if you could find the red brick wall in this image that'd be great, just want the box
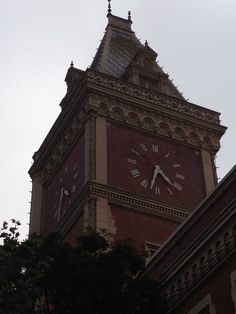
[107,123,205,210]
[42,134,85,235]
[173,255,236,314]
[111,204,179,253]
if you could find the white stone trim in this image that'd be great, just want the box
[188,293,216,314]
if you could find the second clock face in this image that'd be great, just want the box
[126,142,185,198]
[108,123,205,209]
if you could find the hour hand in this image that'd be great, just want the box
[150,165,160,190]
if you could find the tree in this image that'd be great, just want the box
[0,220,166,313]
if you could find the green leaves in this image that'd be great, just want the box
[0,221,166,313]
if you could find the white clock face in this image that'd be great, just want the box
[127,142,185,198]
[53,162,79,222]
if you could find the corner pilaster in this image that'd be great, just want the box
[29,175,43,234]
[201,149,216,194]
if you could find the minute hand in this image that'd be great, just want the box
[159,169,172,185]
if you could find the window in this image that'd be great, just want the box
[144,241,160,262]
[188,294,215,314]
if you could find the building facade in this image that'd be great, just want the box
[146,166,236,313]
[28,6,236,313]
[29,9,225,255]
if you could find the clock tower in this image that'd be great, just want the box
[29,8,226,253]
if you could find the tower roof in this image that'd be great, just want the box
[91,13,141,78]
[91,11,185,100]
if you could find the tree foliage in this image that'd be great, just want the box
[0,220,166,313]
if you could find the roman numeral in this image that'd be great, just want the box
[127,158,137,164]
[140,179,149,189]
[173,164,181,168]
[165,153,170,158]
[167,188,173,195]
[155,186,160,195]
[173,182,183,191]
[131,149,140,156]
[176,174,185,180]
[140,144,148,151]
[130,169,140,178]
[152,144,158,153]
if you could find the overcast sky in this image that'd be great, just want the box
[0,0,235,238]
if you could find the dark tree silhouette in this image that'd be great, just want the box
[0,220,166,313]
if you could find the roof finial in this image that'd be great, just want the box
[70,61,74,67]
[108,0,112,15]
[145,40,148,47]
[128,10,131,21]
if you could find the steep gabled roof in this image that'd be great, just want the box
[91,12,185,100]
[91,14,141,78]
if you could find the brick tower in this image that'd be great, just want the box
[29,8,226,254]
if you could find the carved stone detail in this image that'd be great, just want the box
[39,107,87,183]
[87,70,221,125]
[93,96,221,152]
[164,221,236,311]
[89,183,190,222]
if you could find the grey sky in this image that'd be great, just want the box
[0,0,235,238]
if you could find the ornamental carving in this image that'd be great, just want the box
[40,107,87,183]
[95,97,221,152]
[89,183,189,222]
[87,70,220,125]
[164,221,236,311]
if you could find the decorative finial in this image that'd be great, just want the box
[145,40,148,47]
[108,0,112,15]
[70,61,74,67]
[128,10,131,21]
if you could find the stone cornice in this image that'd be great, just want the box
[55,181,190,237]
[89,93,223,153]
[163,204,236,312]
[89,182,190,222]
[85,70,224,128]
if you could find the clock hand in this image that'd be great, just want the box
[158,168,172,185]
[150,165,160,190]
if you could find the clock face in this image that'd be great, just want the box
[52,162,79,222]
[108,123,205,209]
[43,135,85,234]
[126,142,185,198]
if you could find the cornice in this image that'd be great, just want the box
[90,182,190,222]
[162,205,236,312]
[86,70,225,129]
[89,92,223,153]
[54,181,190,237]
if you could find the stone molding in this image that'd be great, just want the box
[34,107,88,184]
[89,182,189,222]
[160,204,236,312]
[54,181,190,237]
[94,95,222,153]
[86,70,222,126]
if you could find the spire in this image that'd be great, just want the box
[128,10,131,21]
[107,0,112,16]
